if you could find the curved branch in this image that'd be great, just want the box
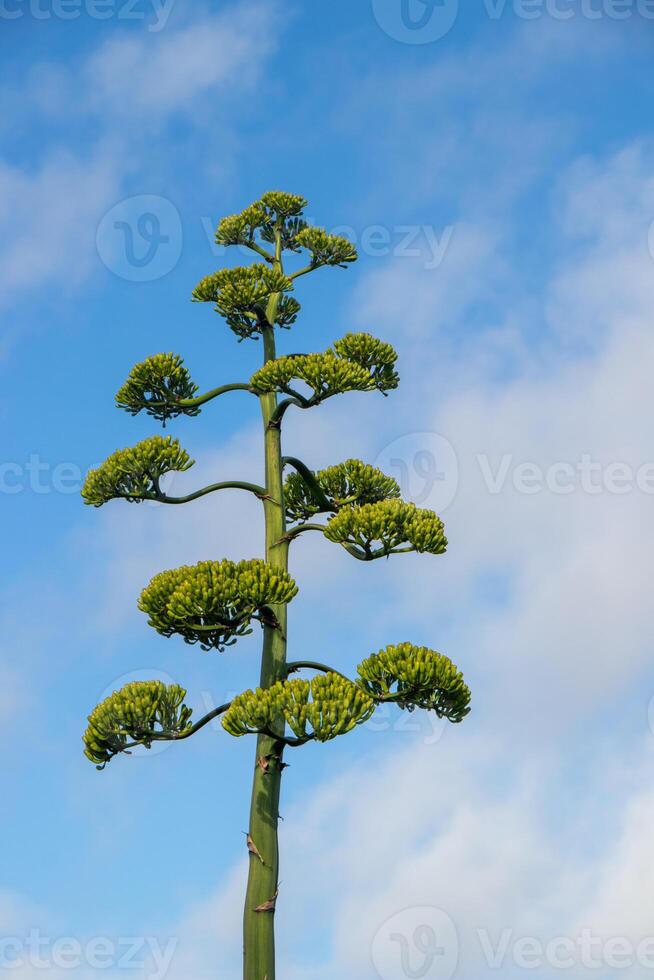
[245,240,275,264]
[289,263,318,281]
[272,523,326,547]
[123,701,232,750]
[261,728,316,748]
[147,382,254,414]
[282,457,333,512]
[269,396,312,428]
[118,481,271,506]
[286,661,351,683]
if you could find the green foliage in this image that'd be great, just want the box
[222,673,375,742]
[83,681,192,768]
[138,559,298,651]
[115,353,200,424]
[192,264,294,340]
[294,227,358,268]
[216,204,269,247]
[82,436,194,507]
[333,332,399,392]
[284,459,400,523]
[324,499,447,559]
[357,643,471,722]
[260,190,308,219]
[250,333,399,402]
[197,192,360,347]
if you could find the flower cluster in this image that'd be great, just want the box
[357,643,471,722]
[284,459,400,523]
[192,265,294,340]
[294,227,358,268]
[115,353,200,424]
[138,559,298,651]
[216,193,309,253]
[83,681,193,768]
[82,436,193,507]
[324,499,447,559]
[250,333,399,402]
[333,332,399,392]
[222,673,375,742]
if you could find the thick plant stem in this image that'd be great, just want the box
[243,317,288,980]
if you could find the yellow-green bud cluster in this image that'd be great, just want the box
[333,332,399,392]
[295,227,358,268]
[222,673,375,742]
[357,643,471,722]
[324,499,447,558]
[215,193,308,252]
[284,459,400,523]
[216,204,269,247]
[115,353,200,424]
[83,680,192,767]
[250,333,399,402]
[259,191,308,219]
[81,436,193,508]
[192,264,294,340]
[139,559,298,651]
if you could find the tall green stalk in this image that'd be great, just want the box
[243,275,288,979]
[81,191,472,980]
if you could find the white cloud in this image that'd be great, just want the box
[0,148,122,303]
[82,1,279,121]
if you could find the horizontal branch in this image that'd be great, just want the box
[118,480,271,506]
[146,382,254,414]
[123,701,232,751]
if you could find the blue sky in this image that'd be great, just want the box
[3,3,654,978]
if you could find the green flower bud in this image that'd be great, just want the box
[259,191,308,218]
[324,499,447,559]
[138,559,298,652]
[250,332,398,402]
[284,459,401,523]
[81,436,194,508]
[222,674,375,742]
[192,265,294,340]
[295,227,358,268]
[83,680,193,768]
[333,332,399,392]
[115,353,200,424]
[357,643,471,723]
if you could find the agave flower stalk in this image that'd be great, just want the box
[81,191,471,980]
